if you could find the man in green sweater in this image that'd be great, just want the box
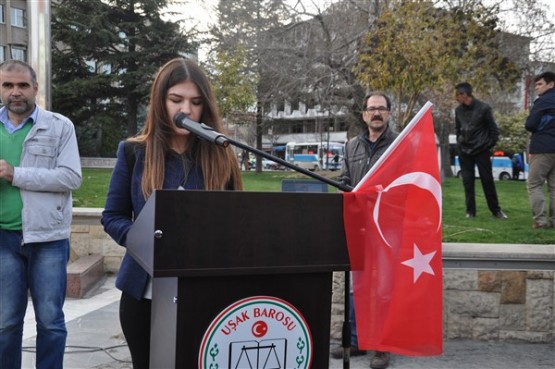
[0,59,82,368]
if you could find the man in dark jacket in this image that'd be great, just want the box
[333,91,398,369]
[525,71,555,228]
[455,82,507,219]
[340,93,398,187]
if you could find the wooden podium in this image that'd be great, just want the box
[127,190,349,368]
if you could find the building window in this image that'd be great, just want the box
[11,47,26,61]
[0,5,5,24]
[338,121,349,132]
[99,63,112,74]
[11,8,26,28]
[292,123,304,134]
[0,46,5,62]
[85,60,96,73]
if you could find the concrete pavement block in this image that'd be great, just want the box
[66,254,104,298]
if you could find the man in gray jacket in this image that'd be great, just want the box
[333,91,398,369]
[0,60,82,368]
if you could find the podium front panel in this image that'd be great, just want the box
[145,190,349,277]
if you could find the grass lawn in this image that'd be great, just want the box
[73,168,554,244]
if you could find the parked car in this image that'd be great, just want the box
[262,158,284,170]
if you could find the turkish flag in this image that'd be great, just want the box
[343,102,443,356]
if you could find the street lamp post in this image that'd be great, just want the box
[326,125,330,170]
[326,124,335,170]
[28,0,51,110]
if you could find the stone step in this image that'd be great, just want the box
[66,254,105,298]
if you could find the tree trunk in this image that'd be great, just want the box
[127,97,138,137]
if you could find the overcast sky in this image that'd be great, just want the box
[163,0,555,62]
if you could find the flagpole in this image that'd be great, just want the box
[342,271,351,369]
[28,0,52,110]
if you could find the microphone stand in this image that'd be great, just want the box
[174,112,352,191]
[342,271,351,369]
[177,112,354,366]
[225,137,353,193]
[225,137,353,369]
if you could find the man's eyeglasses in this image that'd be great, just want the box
[364,106,389,113]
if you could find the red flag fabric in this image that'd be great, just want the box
[343,102,443,356]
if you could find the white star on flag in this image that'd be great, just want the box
[401,244,436,283]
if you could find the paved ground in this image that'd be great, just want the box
[21,274,554,369]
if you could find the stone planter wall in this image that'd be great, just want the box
[71,208,554,343]
[331,245,554,344]
[71,208,124,273]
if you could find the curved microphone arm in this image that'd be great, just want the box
[172,113,352,192]
[227,137,353,192]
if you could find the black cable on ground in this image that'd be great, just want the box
[22,344,132,363]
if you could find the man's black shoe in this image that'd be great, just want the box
[370,351,390,368]
[330,346,367,359]
[494,210,508,219]
[466,212,475,219]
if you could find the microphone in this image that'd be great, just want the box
[173,112,229,147]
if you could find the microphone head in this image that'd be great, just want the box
[174,112,185,119]
[172,112,230,147]
[173,112,187,128]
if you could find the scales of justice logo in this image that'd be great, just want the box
[198,296,313,369]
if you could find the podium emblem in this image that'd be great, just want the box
[199,296,313,369]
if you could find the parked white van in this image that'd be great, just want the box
[451,154,528,180]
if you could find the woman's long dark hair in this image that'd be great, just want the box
[130,58,243,198]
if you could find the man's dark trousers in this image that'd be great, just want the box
[459,149,501,216]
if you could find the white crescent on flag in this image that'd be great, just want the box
[373,172,442,248]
